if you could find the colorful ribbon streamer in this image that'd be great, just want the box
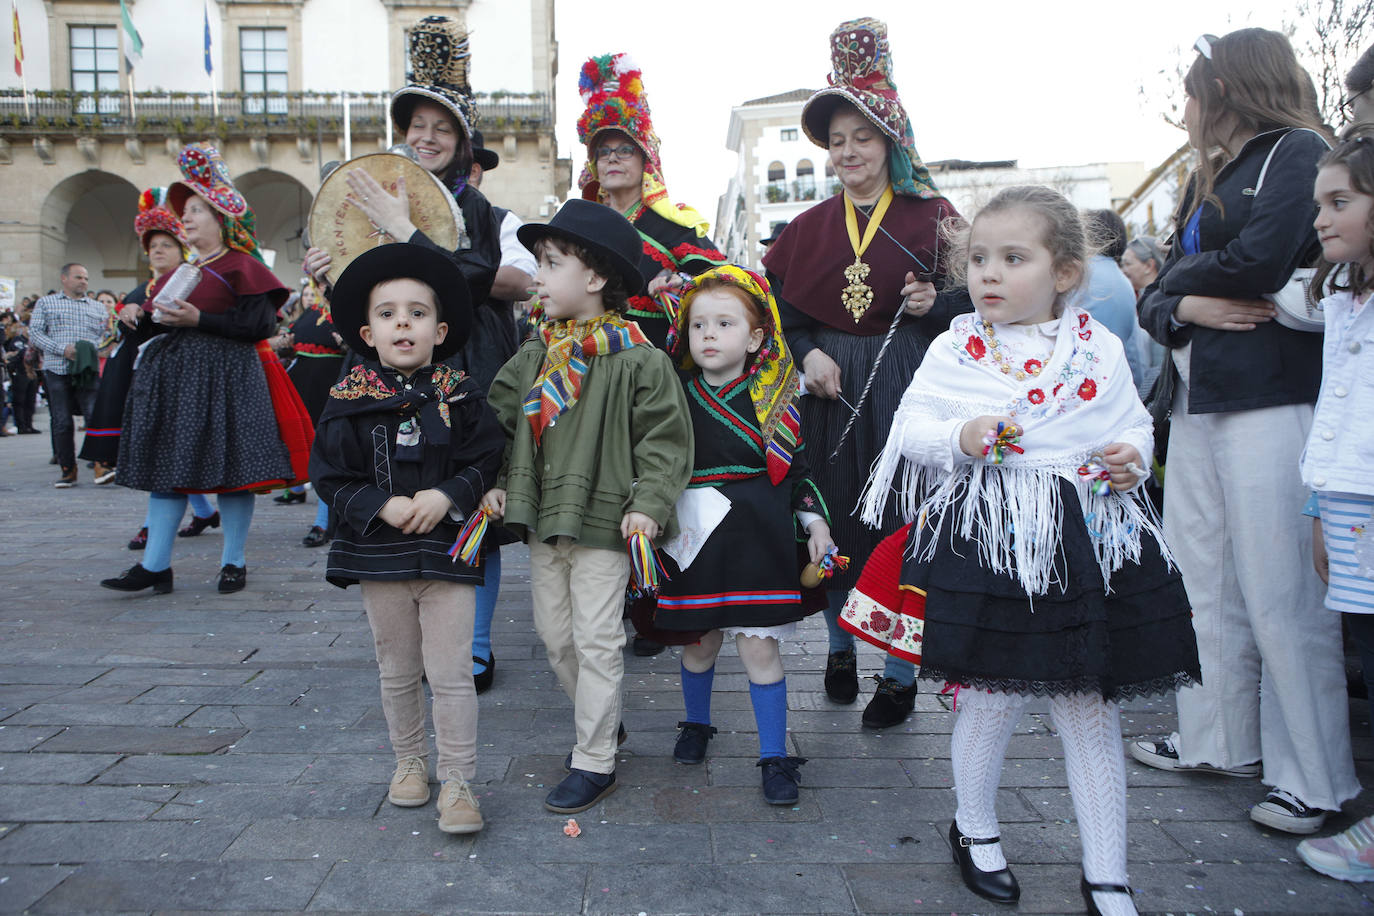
[626,530,670,597]
[1077,454,1112,496]
[816,545,851,580]
[981,422,1024,464]
[448,508,492,566]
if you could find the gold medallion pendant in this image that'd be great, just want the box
[842,257,874,321]
[841,186,894,323]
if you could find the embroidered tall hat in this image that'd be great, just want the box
[800,18,940,199]
[133,187,188,252]
[391,15,478,140]
[167,142,263,262]
[576,52,708,234]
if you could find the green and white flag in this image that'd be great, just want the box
[119,0,142,73]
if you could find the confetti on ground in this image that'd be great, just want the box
[563,818,581,837]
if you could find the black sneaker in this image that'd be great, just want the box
[672,721,717,765]
[757,755,807,805]
[861,676,918,729]
[824,648,859,704]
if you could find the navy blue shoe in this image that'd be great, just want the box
[673,721,717,765]
[544,768,616,813]
[758,755,807,805]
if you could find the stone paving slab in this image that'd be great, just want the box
[5,426,1374,913]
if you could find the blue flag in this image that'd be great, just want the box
[203,0,212,76]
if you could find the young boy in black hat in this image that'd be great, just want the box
[481,199,693,813]
[308,242,504,836]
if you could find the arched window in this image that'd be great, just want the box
[795,159,816,200]
[765,161,788,203]
[824,160,839,195]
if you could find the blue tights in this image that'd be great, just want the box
[144,491,255,571]
[472,546,500,675]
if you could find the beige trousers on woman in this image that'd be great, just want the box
[360,579,478,781]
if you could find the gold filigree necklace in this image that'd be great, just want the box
[841,186,894,322]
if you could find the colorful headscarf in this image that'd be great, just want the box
[674,266,802,485]
[800,18,940,199]
[167,143,265,262]
[575,53,710,236]
[133,187,188,252]
[522,313,651,445]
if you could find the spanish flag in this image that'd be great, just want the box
[11,0,21,78]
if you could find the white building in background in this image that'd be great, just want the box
[717,89,1151,270]
[0,0,567,297]
[1117,143,1194,242]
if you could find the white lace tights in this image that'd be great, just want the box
[951,690,1137,916]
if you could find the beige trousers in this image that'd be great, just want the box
[360,579,478,781]
[528,536,631,774]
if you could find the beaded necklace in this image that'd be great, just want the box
[979,318,1047,381]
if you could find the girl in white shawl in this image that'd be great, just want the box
[841,187,1200,916]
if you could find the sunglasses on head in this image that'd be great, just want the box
[1194,34,1218,60]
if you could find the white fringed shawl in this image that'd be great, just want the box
[859,307,1167,596]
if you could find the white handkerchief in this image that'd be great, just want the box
[662,487,731,570]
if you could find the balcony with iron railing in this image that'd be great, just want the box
[0,90,552,139]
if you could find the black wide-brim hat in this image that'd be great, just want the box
[516,199,643,295]
[330,243,472,362]
[470,129,499,171]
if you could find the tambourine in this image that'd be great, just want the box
[307,152,465,285]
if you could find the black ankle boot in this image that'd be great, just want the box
[1081,873,1133,916]
[100,564,173,594]
[949,821,1019,904]
[823,648,859,704]
[861,676,918,729]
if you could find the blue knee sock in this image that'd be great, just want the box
[681,663,714,725]
[312,498,330,530]
[750,678,788,760]
[822,589,855,654]
[143,492,187,572]
[188,492,215,518]
[217,491,255,568]
[472,546,501,674]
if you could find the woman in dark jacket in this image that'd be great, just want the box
[1126,28,1357,837]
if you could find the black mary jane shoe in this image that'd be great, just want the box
[823,648,859,704]
[301,525,330,548]
[178,511,221,538]
[128,527,148,551]
[758,755,807,805]
[218,564,247,594]
[949,821,1020,904]
[564,722,628,772]
[272,489,307,505]
[1081,874,1133,916]
[473,651,495,694]
[100,564,173,595]
[861,675,918,729]
[544,768,616,813]
[672,721,717,765]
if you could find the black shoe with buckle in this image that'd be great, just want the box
[861,675,918,729]
[218,564,247,593]
[544,768,616,813]
[758,755,807,805]
[100,564,173,595]
[672,721,717,764]
[179,511,221,538]
[473,651,495,694]
[950,821,1019,904]
[1081,873,1133,916]
[824,648,859,704]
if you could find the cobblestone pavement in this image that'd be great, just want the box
[1,422,1373,914]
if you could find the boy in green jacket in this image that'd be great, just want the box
[481,200,692,813]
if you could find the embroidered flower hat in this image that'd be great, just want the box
[133,187,188,252]
[391,15,478,141]
[167,143,248,219]
[801,18,940,199]
[167,143,264,261]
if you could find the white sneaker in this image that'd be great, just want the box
[1251,789,1327,835]
[387,754,430,807]
[1127,732,1259,777]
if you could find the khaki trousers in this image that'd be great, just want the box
[528,536,630,774]
[360,579,478,781]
